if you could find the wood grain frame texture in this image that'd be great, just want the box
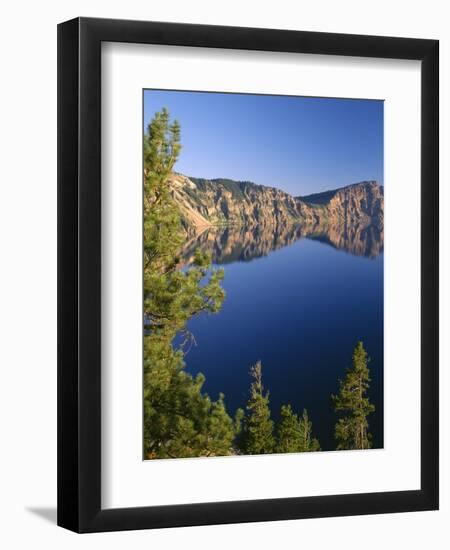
[57,17,439,533]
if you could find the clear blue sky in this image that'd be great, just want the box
[143,89,383,196]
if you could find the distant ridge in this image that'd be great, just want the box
[298,181,380,205]
[168,173,384,247]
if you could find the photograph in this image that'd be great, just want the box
[143,90,384,459]
[0,1,443,542]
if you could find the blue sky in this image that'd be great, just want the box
[143,90,383,196]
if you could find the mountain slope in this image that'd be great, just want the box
[298,180,384,228]
[168,173,384,239]
[169,173,321,234]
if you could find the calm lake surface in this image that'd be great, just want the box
[182,228,384,451]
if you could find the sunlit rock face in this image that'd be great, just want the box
[168,173,384,261]
[300,180,384,233]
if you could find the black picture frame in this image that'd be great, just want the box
[57,17,439,533]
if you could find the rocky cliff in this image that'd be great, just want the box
[169,173,384,247]
[298,180,384,231]
[169,173,322,234]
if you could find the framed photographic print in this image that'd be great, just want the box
[57,17,439,532]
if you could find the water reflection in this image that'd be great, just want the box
[181,219,383,265]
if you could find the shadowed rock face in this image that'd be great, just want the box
[169,173,384,261]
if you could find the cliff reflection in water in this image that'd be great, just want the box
[181,220,383,266]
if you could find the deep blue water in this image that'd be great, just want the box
[182,236,384,451]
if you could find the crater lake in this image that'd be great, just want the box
[180,225,384,451]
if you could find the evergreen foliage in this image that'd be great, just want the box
[276,405,320,453]
[276,404,300,453]
[240,362,275,454]
[298,409,321,452]
[332,341,375,450]
[143,108,233,459]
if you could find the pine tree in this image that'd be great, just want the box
[298,409,321,452]
[143,108,233,459]
[277,404,301,453]
[233,407,245,452]
[277,405,320,453]
[332,341,375,450]
[241,362,275,454]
